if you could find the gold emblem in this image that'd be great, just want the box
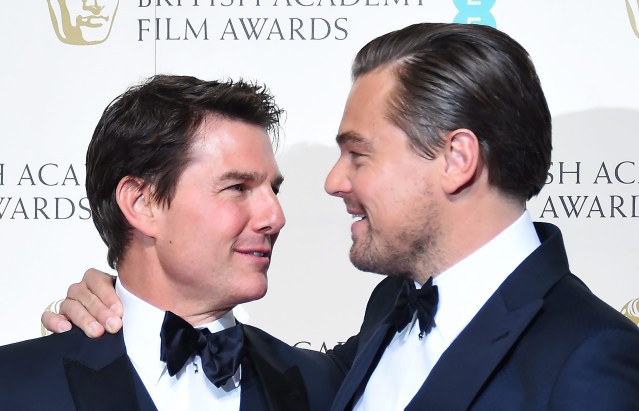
[47,0,120,45]
[621,297,639,325]
[626,0,639,38]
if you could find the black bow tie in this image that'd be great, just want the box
[392,277,439,339]
[160,311,244,388]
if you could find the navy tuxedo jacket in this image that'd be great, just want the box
[329,222,639,410]
[0,324,343,411]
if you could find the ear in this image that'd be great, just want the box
[441,129,481,195]
[115,176,158,238]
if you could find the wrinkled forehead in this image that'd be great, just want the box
[191,116,281,174]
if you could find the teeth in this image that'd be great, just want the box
[250,252,266,257]
[351,214,366,221]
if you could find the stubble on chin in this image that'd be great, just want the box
[349,224,441,281]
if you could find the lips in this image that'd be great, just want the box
[236,249,271,258]
[346,207,368,239]
[347,208,367,221]
[234,242,272,260]
[351,213,366,221]
[246,251,269,258]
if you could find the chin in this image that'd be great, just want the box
[252,282,268,300]
[239,277,269,303]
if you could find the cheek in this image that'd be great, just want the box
[162,194,251,249]
[372,186,417,227]
[352,170,381,198]
[355,172,393,207]
[158,202,209,243]
[191,204,250,248]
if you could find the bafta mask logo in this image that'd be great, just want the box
[47,0,119,45]
[627,0,639,38]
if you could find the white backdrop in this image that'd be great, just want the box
[1,1,638,348]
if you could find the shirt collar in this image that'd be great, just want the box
[431,210,541,343]
[116,279,238,386]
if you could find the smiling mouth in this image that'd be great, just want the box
[236,249,271,259]
[247,251,269,258]
[350,211,367,222]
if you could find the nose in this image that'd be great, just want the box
[256,188,286,235]
[324,156,351,198]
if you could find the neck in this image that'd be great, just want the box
[118,241,233,327]
[414,188,525,284]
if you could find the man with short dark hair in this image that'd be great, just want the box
[43,23,639,410]
[0,74,343,410]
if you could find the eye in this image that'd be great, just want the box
[272,186,280,195]
[349,150,369,161]
[349,151,367,167]
[227,184,245,192]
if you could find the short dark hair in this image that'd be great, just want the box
[353,23,552,201]
[86,74,283,268]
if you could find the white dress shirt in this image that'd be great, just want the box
[354,211,541,411]
[116,280,242,411]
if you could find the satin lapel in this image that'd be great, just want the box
[241,326,309,411]
[63,330,156,411]
[407,294,543,411]
[330,322,394,411]
[408,222,569,411]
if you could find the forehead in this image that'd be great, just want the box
[343,70,395,119]
[191,116,279,174]
[337,68,404,148]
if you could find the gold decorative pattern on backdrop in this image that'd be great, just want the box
[626,0,639,38]
[621,298,639,325]
[47,0,119,45]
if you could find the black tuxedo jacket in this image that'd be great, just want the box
[329,222,639,410]
[0,324,343,411]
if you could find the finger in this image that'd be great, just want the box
[65,283,122,335]
[40,310,72,335]
[58,298,107,338]
[84,268,123,317]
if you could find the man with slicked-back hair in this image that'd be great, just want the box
[325,22,639,410]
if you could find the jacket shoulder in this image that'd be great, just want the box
[0,327,124,409]
[243,324,344,410]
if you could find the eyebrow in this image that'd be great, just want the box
[218,170,284,189]
[336,131,373,150]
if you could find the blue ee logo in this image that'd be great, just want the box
[453,0,497,28]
